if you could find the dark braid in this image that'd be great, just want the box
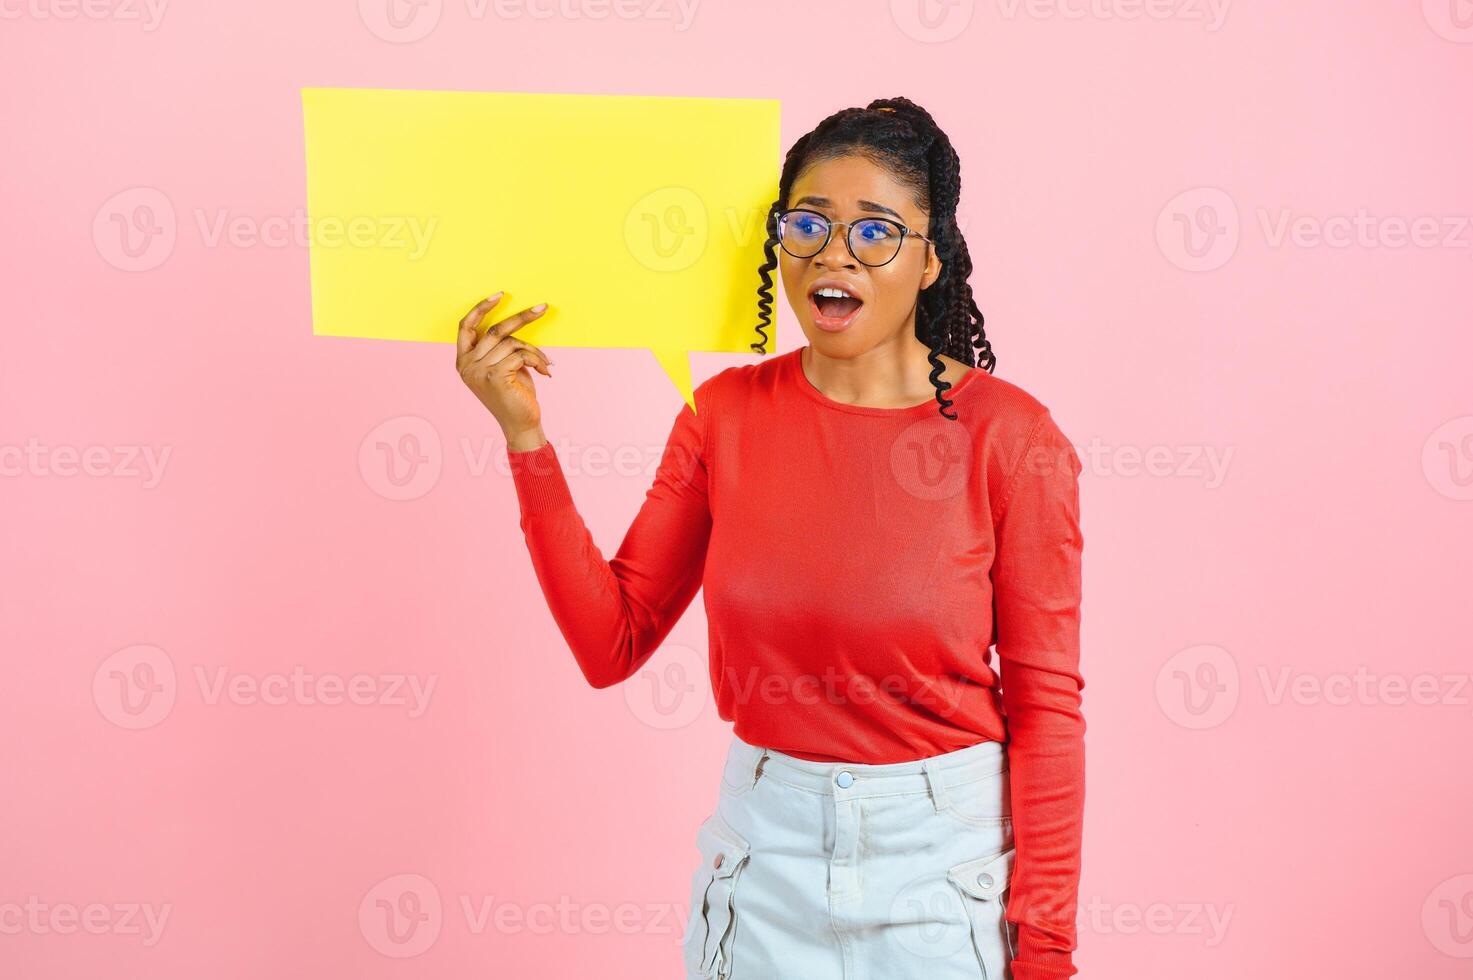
[751,97,994,421]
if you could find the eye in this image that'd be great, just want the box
[855,219,899,241]
[793,214,827,237]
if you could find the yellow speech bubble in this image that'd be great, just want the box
[301,87,781,411]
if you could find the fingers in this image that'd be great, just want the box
[480,335,553,377]
[469,302,548,361]
[471,327,552,367]
[456,292,505,356]
[503,346,552,380]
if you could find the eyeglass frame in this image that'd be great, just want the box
[772,207,935,268]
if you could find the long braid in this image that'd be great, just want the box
[750,97,995,421]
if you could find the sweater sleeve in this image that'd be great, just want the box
[504,395,713,689]
[990,409,1086,980]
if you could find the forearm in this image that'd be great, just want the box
[505,398,711,689]
[1000,668,1086,980]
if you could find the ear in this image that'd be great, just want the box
[920,239,943,291]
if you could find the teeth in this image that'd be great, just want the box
[814,286,856,300]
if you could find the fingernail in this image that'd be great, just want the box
[488,291,503,301]
[532,302,547,313]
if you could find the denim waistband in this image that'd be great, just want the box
[726,731,1008,801]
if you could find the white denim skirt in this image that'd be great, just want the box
[681,731,1018,980]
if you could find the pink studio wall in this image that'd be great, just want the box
[3,1,1471,977]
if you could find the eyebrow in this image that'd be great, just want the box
[792,196,905,222]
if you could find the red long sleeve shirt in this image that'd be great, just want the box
[506,345,1085,980]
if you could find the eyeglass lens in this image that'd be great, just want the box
[778,211,905,266]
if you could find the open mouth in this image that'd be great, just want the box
[809,285,865,330]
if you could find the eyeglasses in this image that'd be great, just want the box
[774,207,934,268]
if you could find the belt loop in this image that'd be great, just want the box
[921,758,950,813]
[752,749,769,788]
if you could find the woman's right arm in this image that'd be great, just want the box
[505,399,711,688]
[455,292,713,689]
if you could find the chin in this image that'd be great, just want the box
[802,325,871,355]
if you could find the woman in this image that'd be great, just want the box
[455,97,1085,980]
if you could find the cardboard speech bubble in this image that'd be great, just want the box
[301,87,781,411]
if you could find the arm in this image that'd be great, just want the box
[505,394,713,689]
[990,409,1086,980]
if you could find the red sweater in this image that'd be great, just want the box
[506,345,1085,980]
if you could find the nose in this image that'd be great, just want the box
[813,220,858,270]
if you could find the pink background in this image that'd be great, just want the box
[4,1,1473,977]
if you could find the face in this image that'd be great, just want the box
[778,153,942,356]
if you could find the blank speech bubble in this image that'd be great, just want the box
[301,87,781,410]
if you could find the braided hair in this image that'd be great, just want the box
[752,97,994,421]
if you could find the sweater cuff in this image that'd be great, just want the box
[1010,956,1078,980]
[1012,921,1078,979]
[505,441,574,518]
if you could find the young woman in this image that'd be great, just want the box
[455,97,1085,980]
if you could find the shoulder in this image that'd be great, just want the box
[966,371,1080,500]
[690,350,792,411]
[969,369,1081,443]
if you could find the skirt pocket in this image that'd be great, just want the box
[945,845,1016,980]
[681,810,753,978]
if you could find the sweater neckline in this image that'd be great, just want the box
[786,345,980,418]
